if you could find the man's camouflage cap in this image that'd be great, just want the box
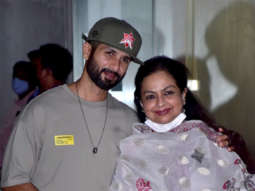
[82,17,143,64]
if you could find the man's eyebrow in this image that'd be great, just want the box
[105,47,116,52]
[105,46,132,60]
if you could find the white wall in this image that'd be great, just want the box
[72,0,153,108]
[194,0,255,155]
[153,0,187,58]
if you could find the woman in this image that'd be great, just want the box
[110,56,255,191]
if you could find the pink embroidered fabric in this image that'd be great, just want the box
[110,120,255,191]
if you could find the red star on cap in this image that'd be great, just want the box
[120,33,134,49]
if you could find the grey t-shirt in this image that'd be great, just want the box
[1,85,138,191]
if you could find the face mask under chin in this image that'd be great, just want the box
[145,112,187,133]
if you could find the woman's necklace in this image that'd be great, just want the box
[75,83,109,154]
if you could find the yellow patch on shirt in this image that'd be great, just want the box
[55,135,74,146]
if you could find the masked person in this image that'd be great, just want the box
[27,43,73,95]
[0,61,38,176]
[11,61,38,101]
[110,56,255,191]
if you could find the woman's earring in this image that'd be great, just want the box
[182,98,186,113]
[140,101,144,111]
[182,97,186,105]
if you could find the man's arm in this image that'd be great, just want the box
[2,183,39,191]
[217,127,255,173]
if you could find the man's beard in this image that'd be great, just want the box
[86,56,124,90]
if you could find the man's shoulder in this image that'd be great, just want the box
[32,85,69,103]
[108,94,138,122]
[108,94,136,113]
[23,85,71,112]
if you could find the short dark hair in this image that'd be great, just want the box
[27,49,41,61]
[39,43,73,82]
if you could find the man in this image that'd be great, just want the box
[27,43,73,95]
[1,17,142,191]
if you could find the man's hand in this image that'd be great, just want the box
[216,127,255,174]
[216,127,235,151]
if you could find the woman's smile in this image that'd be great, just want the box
[155,108,172,116]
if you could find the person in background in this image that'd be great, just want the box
[11,61,38,102]
[0,61,38,175]
[110,56,255,191]
[27,43,73,95]
[0,43,72,183]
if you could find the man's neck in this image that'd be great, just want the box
[69,71,108,102]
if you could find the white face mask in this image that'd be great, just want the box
[145,113,186,133]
